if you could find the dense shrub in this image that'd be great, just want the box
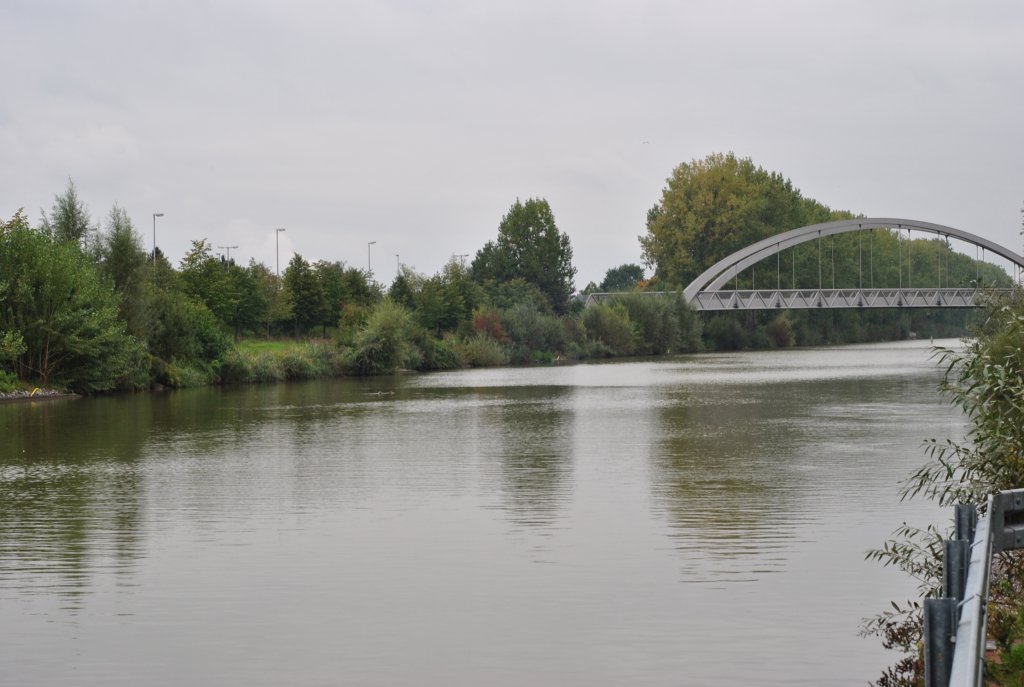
[345,300,417,375]
[307,341,346,376]
[472,308,510,343]
[279,348,320,379]
[559,315,590,360]
[245,352,285,383]
[216,341,344,385]
[413,332,463,371]
[216,349,252,384]
[148,289,232,366]
[618,293,682,355]
[456,333,509,367]
[765,314,796,348]
[0,369,19,393]
[581,293,700,357]
[500,303,567,363]
[703,315,749,351]
[583,302,638,356]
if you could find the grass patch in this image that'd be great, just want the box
[236,339,299,355]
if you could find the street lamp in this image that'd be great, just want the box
[276,228,286,280]
[368,240,376,279]
[217,245,238,263]
[152,213,164,285]
[395,254,400,278]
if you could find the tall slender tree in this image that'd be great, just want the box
[283,254,326,336]
[40,179,93,246]
[97,204,150,338]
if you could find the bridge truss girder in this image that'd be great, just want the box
[690,287,1013,312]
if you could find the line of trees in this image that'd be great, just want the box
[1,161,1010,394]
[0,187,700,394]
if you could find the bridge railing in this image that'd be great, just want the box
[690,288,1010,311]
[582,287,1014,312]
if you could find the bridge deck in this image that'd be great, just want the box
[691,287,1006,311]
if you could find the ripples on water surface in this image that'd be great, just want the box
[0,340,964,685]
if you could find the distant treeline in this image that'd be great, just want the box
[0,160,1011,394]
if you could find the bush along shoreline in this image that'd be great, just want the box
[2,299,980,402]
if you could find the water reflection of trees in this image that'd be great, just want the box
[649,384,816,581]
[0,396,148,607]
[478,386,574,529]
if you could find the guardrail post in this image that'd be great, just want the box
[943,539,970,610]
[925,597,957,687]
[955,503,977,544]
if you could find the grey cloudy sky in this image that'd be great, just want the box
[2,0,1022,286]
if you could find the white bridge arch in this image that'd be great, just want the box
[681,218,1024,311]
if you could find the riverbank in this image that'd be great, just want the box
[0,388,77,403]
[1,328,968,401]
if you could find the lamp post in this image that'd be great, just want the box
[395,254,400,278]
[368,240,376,280]
[275,228,286,279]
[152,213,164,285]
[217,245,238,263]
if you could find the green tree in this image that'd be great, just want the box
[312,261,378,337]
[249,261,291,336]
[225,261,269,337]
[179,240,232,322]
[472,198,577,313]
[177,240,268,338]
[39,179,94,246]
[481,277,550,313]
[600,264,645,292]
[640,153,843,287]
[0,210,147,392]
[415,260,481,335]
[96,204,150,338]
[282,253,326,336]
[388,268,419,309]
[314,260,348,336]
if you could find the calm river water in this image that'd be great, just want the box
[0,340,965,685]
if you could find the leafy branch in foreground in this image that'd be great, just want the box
[864,292,1024,686]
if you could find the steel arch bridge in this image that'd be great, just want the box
[681,218,1024,311]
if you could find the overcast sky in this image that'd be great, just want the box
[2,0,1022,286]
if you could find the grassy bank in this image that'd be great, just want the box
[218,340,347,384]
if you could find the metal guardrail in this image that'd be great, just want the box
[925,489,1024,687]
